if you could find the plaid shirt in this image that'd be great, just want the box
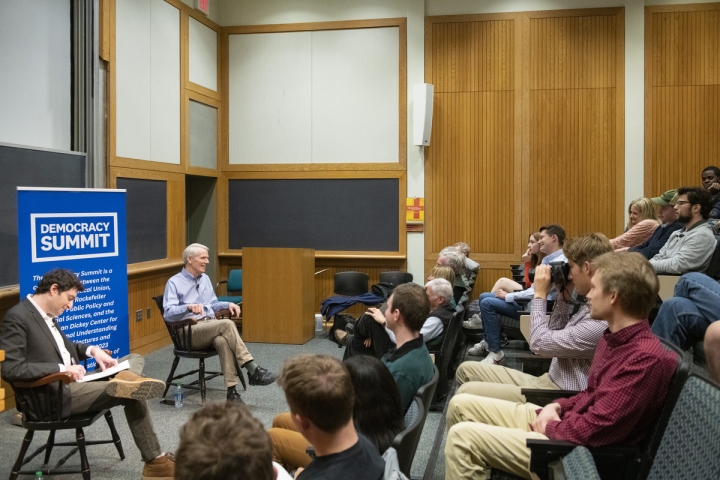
[544,321,676,447]
[529,298,606,391]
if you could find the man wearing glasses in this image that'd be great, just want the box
[649,186,716,275]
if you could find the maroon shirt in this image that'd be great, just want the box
[543,321,676,447]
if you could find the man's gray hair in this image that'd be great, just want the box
[439,248,464,275]
[453,242,471,256]
[425,278,453,301]
[183,243,209,264]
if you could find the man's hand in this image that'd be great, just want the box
[294,467,304,479]
[426,275,435,281]
[186,303,204,315]
[366,307,385,325]
[67,364,86,381]
[533,265,552,299]
[228,303,241,317]
[364,338,372,348]
[710,182,720,194]
[91,347,118,371]
[531,402,561,435]
[495,289,508,300]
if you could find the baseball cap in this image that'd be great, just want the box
[651,189,678,206]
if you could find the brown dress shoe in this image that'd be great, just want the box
[106,371,165,401]
[141,453,175,480]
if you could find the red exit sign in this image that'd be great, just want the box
[196,0,210,16]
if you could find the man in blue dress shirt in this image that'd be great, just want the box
[164,243,277,403]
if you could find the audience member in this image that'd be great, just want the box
[610,198,660,249]
[163,243,276,404]
[701,166,720,219]
[619,189,682,259]
[456,233,612,402]
[176,402,292,480]
[427,265,457,307]
[0,268,174,479]
[704,321,720,383]
[372,283,434,411]
[470,224,567,364]
[275,354,385,480]
[652,272,720,350]
[444,252,677,479]
[649,187,716,274]
[437,247,468,303]
[454,241,480,277]
[342,279,453,359]
[268,355,405,472]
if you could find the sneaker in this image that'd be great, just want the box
[467,340,489,356]
[480,351,505,365]
[106,371,165,400]
[141,452,175,480]
[463,313,483,330]
[248,366,278,386]
[335,329,349,346]
[226,388,245,404]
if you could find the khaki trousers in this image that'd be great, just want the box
[445,394,548,480]
[186,319,254,388]
[266,412,313,470]
[69,354,161,462]
[455,362,560,403]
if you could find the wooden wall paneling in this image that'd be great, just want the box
[646,6,720,197]
[127,266,179,352]
[425,16,519,270]
[526,10,624,239]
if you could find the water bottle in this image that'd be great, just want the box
[174,383,184,408]
[315,314,323,332]
[36,472,44,480]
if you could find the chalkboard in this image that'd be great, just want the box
[0,143,86,287]
[228,178,399,252]
[116,178,167,264]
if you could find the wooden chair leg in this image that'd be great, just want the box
[10,430,35,480]
[43,430,56,465]
[163,356,181,398]
[234,359,247,391]
[104,411,125,460]
[199,358,207,406]
[76,427,91,480]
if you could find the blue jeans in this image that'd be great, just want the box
[652,273,720,350]
[479,292,521,352]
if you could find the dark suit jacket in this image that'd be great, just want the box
[0,297,90,417]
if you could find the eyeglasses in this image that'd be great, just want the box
[674,200,691,206]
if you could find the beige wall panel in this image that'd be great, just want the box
[427,91,516,254]
[529,88,617,238]
[647,7,720,196]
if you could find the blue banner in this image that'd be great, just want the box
[18,188,129,369]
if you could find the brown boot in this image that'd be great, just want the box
[106,371,165,401]
[141,453,175,480]
[334,329,349,346]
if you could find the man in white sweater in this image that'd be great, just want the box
[649,186,716,274]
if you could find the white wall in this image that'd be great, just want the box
[0,0,71,151]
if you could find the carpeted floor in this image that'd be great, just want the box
[0,330,449,479]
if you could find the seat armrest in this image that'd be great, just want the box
[522,389,579,407]
[14,371,75,388]
[166,318,199,329]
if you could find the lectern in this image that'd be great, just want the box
[242,248,315,344]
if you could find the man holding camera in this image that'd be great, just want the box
[456,233,613,403]
[471,224,567,364]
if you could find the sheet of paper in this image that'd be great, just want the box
[76,360,130,383]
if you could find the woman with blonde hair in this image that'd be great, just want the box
[428,265,457,306]
[610,198,660,250]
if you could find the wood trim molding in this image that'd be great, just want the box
[645,3,720,13]
[110,156,185,173]
[615,8,626,233]
[127,259,184,277]
[187,81,220,100]
[223,17,407,34]
[644,6,654,198]
[524,7,624,18]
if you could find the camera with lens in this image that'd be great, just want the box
[527,261,571,291]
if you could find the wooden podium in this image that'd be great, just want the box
[242,247,315,344]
